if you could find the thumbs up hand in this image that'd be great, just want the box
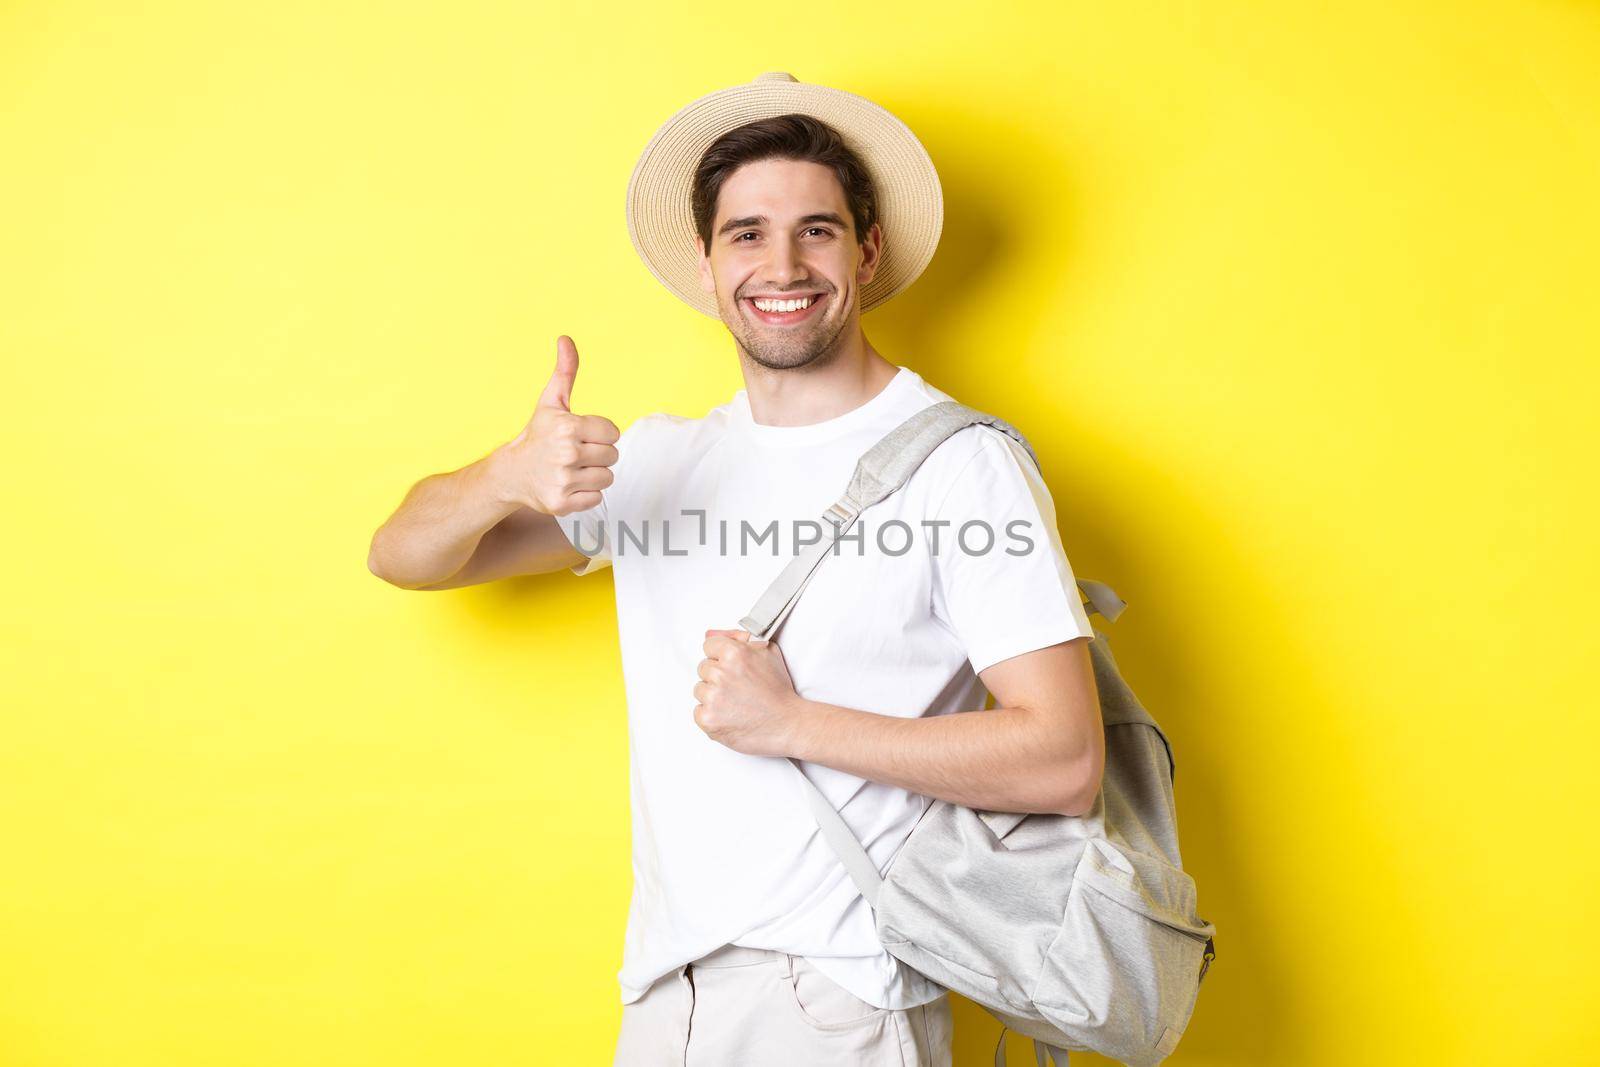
[494,336,622,516]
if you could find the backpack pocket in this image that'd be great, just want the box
[1031,839,1213,1066]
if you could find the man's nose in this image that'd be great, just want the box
[761,234,809,287]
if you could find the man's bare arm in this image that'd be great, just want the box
[366,454,589,589]
[412,505,589,590]
[366,336,618,590]
[776,638,1103,815]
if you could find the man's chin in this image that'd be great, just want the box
[740,344,821,372]
[717,305,845,371]
[743,332,828,369]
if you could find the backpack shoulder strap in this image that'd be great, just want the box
[844,400,1042,512]
[738,400,1036,640]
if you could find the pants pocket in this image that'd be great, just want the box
[780,954,892,1031]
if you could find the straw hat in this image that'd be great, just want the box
[624,72,944,319]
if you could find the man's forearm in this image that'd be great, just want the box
[780,697,1094,816]
[368,450,518,588]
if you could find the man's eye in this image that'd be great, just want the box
[734,228,830,242]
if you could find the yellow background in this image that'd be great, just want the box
[3,1,1597,1064]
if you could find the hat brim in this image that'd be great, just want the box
[625,77,944,320]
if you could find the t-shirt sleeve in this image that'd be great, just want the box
[927,427,1096,676]
[555,415,652,577]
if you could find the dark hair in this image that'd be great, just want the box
[691,114,878,252]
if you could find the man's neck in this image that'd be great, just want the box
[740,336,901,428]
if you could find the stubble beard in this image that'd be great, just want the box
[722,291,849,373]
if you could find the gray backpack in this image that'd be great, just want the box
[738,401,1218,1067]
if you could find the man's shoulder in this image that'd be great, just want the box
[917,423,1036,505]
[616,402,738,462]
[896,372,1032,459]
[910,397,1036,481]
[623,393,740,435]
[895,386,1046,515]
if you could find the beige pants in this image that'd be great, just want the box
[612,943,954,1066]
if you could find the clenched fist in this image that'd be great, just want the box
[693,630,803,757]
[494,336,622,517]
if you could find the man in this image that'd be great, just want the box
[368,73,1104,1067]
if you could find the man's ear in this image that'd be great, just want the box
[696,237,715,294]
[855,221,884,288]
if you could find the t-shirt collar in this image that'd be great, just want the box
[730,365,916,448]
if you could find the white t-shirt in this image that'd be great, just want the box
[558,364,1095,1009]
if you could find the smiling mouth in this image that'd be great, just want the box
[743,291,828,325]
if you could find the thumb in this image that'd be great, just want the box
[536,335,580,412]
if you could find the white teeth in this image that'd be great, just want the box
[752,295,815,313]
